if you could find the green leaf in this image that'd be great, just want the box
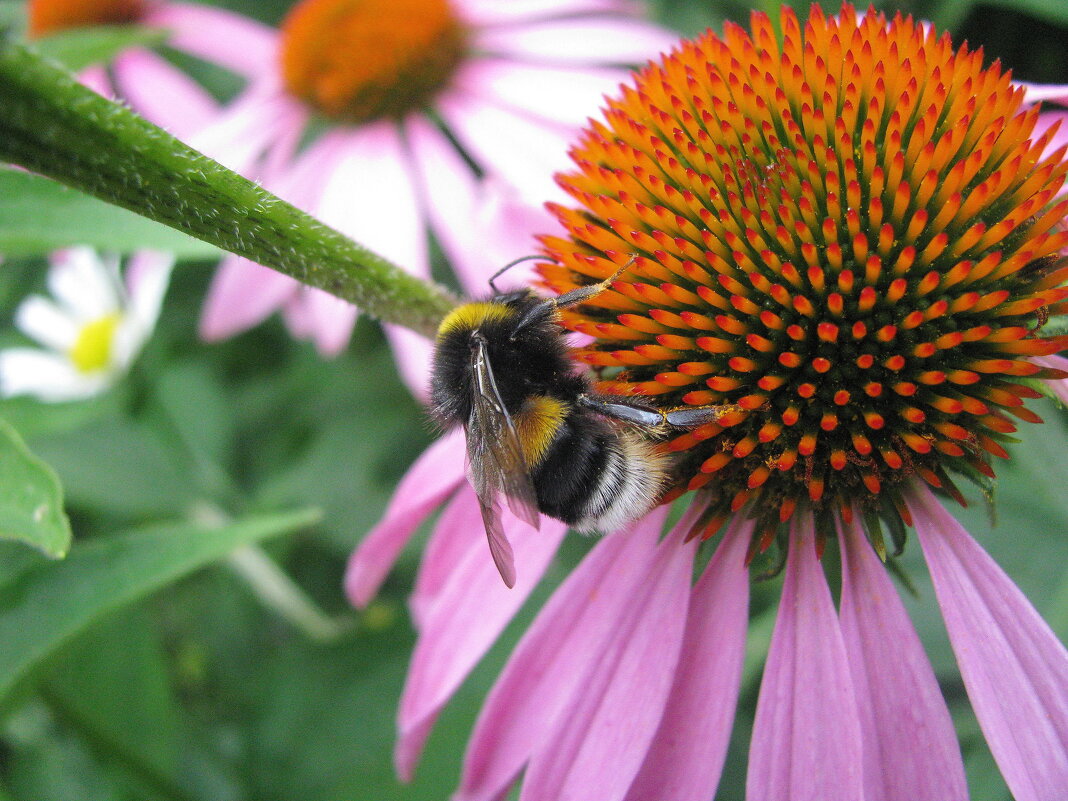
[33,25,168,72]
[0,416,70,558]
[0,38,457,337]
[0,507,320,700]
[0,168,218,258]
[42,606,185,798]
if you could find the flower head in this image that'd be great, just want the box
[347,5,1068,800]
[191,0,676,387]
[27,0,146,35]
[0,248,173,402]
[540,3,1068,550]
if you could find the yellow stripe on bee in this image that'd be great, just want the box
[515,395,567,465]
[437,302,515,339]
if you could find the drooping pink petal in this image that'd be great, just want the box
[409,487,490,629]
[452,0,637,27]
[199,256,296,341]
[1033,110,1068,165]
[907,484,1068,801]
[1020,82,1068,105]
[112,48,219,139]
[78,63,111,96]
[838,516,967,801]
[1032,354,1068,406]
[381,325,435,404]
[455,58,625,129]
[144,2,276,80]
[286,287,359,357]
[405,117,556,295]
[190,86,302,175]
[518,522,694,801]
[344,431,467,607]
[317,124,427,275]
[395,491,564,780]
[474,16,677,66]
[623,516,754,801]
[747,517,864,801]
[455,508,667,801]
[313,123,429,371]
[436,93,573,206]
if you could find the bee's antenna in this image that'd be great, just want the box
[511,254,640,337]
[488,255,548,294]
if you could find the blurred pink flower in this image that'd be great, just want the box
[345,5,1068,800]
[181,0,676,391]
[29,0,267,140]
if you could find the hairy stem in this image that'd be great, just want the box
[0,36,458,337]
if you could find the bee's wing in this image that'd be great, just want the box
[465,334,542,586]
[476,494,517,589]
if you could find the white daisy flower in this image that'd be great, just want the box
[0,247,173,402]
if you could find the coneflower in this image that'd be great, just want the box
[347,5,1068,799]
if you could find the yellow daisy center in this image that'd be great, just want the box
[27,0,146,37]
[279,0,467,123]
[69,314,121,374]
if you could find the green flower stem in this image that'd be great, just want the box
[0,36,458,337]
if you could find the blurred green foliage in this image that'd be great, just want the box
[0,1,1066,800]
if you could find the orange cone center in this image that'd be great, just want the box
[28,0,146,37]
[279,0,467,123]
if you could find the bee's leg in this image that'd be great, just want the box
[512,255,639,335]
[578,394,735,430]
[577,394,665,427]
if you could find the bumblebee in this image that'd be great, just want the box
[430,259,731,587]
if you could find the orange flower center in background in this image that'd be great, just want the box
[539,3,1068,550]
[279,0,467,123]
[27,0,146,37]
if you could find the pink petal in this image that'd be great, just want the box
[436,92,573,206]
[286,287,359,357]
[455,508,667,801]
[77,63,113,96]
[405,117,556,295]
[1020,82,1068,105]
[838,516,967,801]
[145,2,276,79]
[316,124,427,275]
[746,517,864,801]
[344,431,467,607]
[456,58,626,128]
[410,487,490,628]
[907,484,1068,801]
[199,256,296,341]
[624,515,753,801]
[474,17,677,66]
[395,492,565,780]
[382,324,435,404]
[1032,354,1068,406]
[1035,110,1068,167]
[190,86,301,174]
[452,0,638,27]
[112,48,219,138]
[518,521,694,801]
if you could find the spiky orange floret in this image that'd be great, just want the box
[279,0,467,123]
[538,3,1068,544]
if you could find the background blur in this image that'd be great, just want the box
[1,0,1067,799]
